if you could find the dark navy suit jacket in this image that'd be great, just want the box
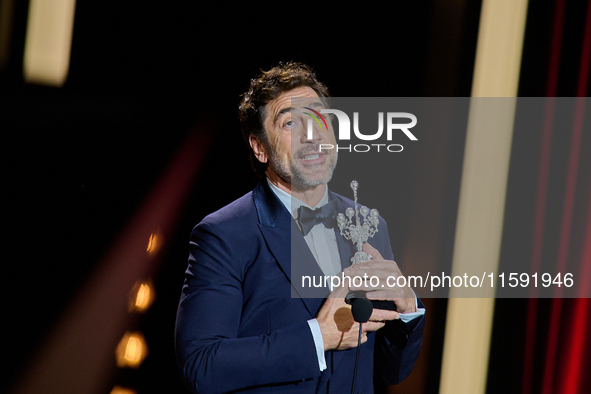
[175,180,424,393]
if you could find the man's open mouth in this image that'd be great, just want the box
[302,154,321,160]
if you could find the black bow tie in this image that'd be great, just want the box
[297,200,338,236]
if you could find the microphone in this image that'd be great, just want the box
[350,298,373,394]
[351,297,373,323]
[346,290,397,311]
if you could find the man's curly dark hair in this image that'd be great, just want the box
[238,62,330,177]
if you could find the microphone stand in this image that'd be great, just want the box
[351,322,363,394]
[350,298,373,394]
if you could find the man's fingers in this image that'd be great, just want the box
[362,321,385,333]
[362,243,384,260]
[366,290,403,300]
[345,260,400,279]
[369,308,400,321]
[327,280,350,298]
[360,333,368,345]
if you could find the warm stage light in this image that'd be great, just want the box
[128,279,155,313]
[110,386,137,394]
[115,331,148,369]
[146,232,161,254]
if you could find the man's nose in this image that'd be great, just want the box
[302,117,324,143]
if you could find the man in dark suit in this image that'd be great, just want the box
[175,62,425,393]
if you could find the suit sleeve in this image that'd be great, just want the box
[175,221,321,394]
[374,300,426,384]
[371,219,426,385]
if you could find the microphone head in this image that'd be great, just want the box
[351,298,373,323]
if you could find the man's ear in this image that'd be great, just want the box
[249,135,268,163]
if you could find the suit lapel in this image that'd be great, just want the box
[253,181,324,317]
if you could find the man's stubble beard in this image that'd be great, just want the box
[268,144,338,188]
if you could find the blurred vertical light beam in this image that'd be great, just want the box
[522,1,567,392]
[0,0,15,71]
[552,4,591,392]
[23,0,76,86]
[439,0,529,394]
[561,190,591,393]
[9,128,211,394]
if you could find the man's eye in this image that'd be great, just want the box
[284,118,301,128]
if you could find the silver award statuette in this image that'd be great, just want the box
[339,181,397,310]
[338,180,379,303]
[337,180,380,265]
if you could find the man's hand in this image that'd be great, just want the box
[343,244,417,314]
[316,280,399,351]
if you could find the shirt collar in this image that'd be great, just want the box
[266,177,329,218]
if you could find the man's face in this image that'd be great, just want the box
[260,86,337,188]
